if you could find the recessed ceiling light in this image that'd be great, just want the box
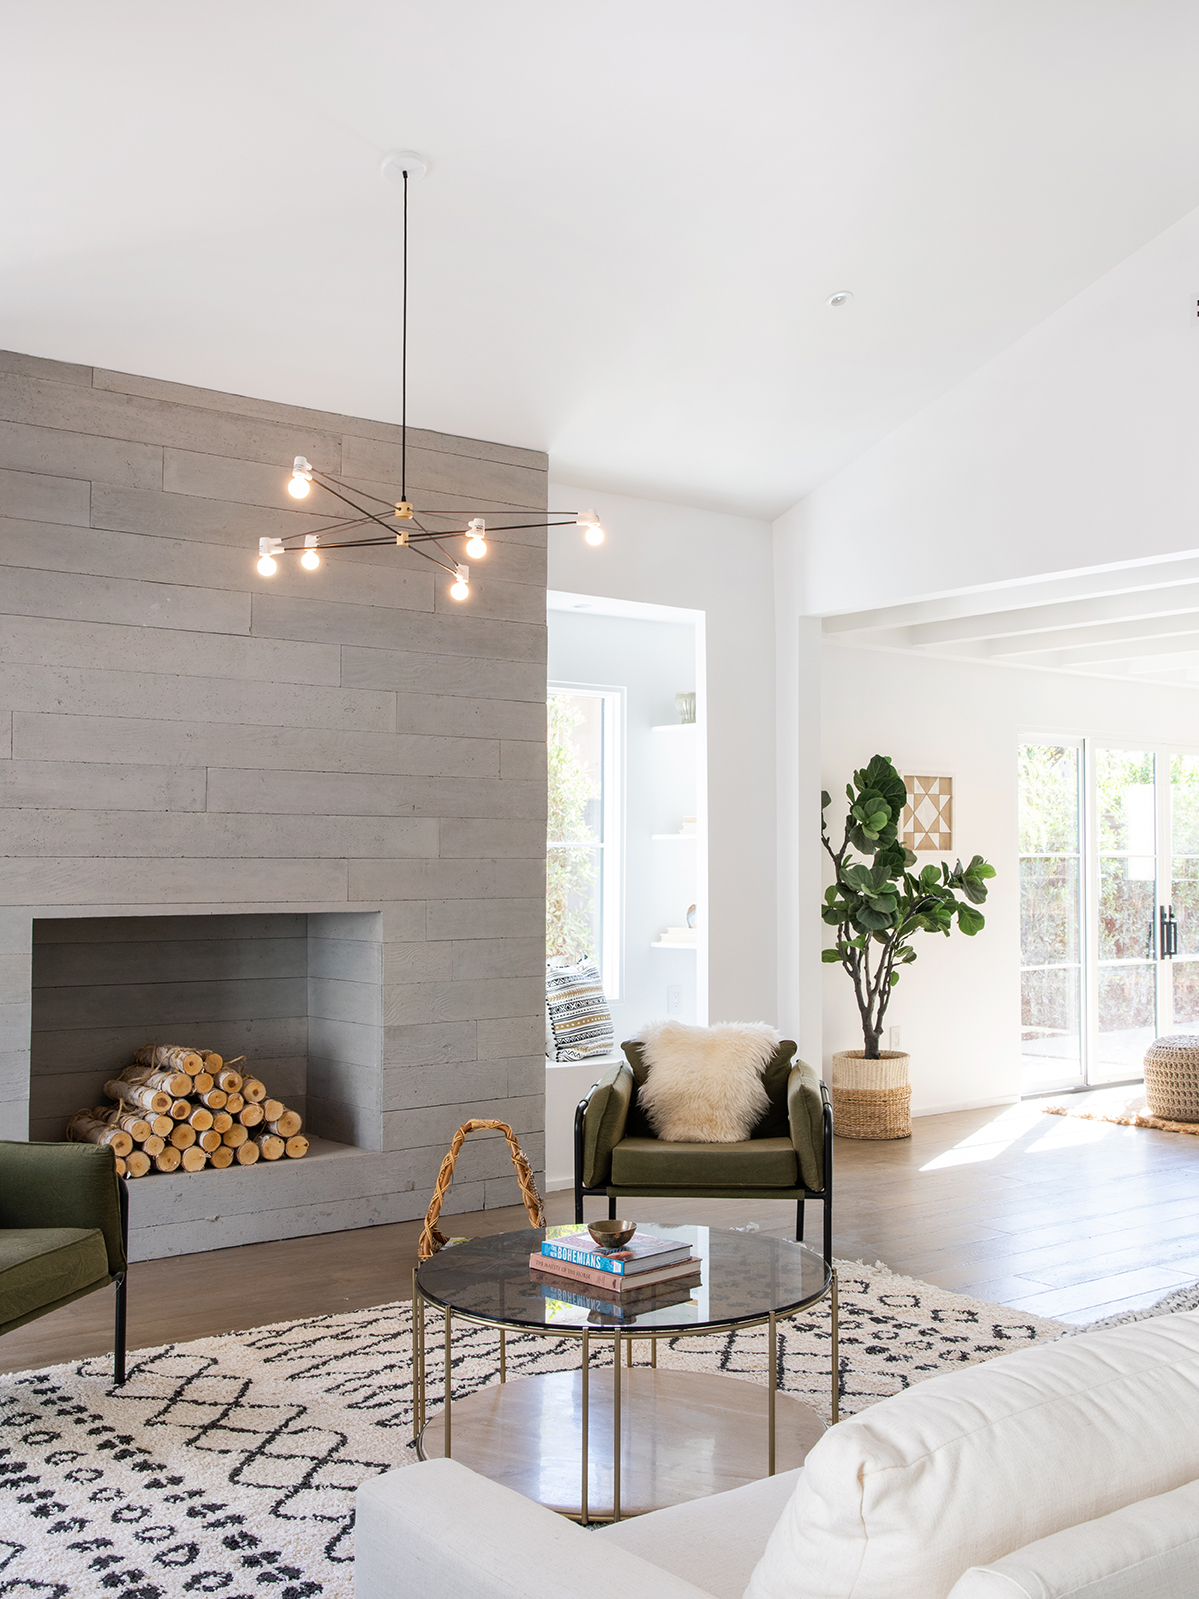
[827,291,854,308]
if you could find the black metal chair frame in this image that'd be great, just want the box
[114,1176,129,1385]
[574,1078,834,1270]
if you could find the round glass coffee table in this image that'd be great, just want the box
[412,1223,837,1522]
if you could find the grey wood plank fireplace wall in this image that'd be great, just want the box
[0,348,547,1260]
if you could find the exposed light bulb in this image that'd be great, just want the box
[450,565,470,601]
[465,518,487,559]
[257,554,278,576]
[576,507,604,546]
[288,455,314,498]
[301,548,320,570]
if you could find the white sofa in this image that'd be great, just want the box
[355,1310,1199,1599]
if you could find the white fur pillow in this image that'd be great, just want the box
[637,1020,780,1142]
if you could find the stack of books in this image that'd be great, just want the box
[530,1230,701,1307]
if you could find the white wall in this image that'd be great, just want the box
[821,642,1199,1115]
[547,608,700,1040]
[776,203,1199,617]
[548,483,778,1028]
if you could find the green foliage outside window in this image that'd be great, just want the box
[546,694,599,962]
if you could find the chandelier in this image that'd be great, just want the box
[254,151,605,599]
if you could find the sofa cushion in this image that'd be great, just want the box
[0,1227,111,1326]
[545,960,615,1061]
[622,1038,797,1140]
[611,1137,798,1189]
[746,1309,1199,1599]
[947,1477,1199,1599]
[582,1060,633,1188]
[637,1022,778,1143]
[598,1468,803,1599]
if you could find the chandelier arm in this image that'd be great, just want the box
[310,471,405,512]
[403,541,461,577]
[305,476,408,540]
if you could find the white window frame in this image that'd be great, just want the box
[1019,732,1199,1091]
[548,681,625,998]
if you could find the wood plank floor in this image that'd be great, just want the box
[4,1099,1197,1375]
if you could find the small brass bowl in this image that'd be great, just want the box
[588,1219,637,1252]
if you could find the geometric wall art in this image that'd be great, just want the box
[902,775,953,852]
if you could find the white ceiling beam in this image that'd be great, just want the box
[866,581,1199,650]
[988,618,1199,666]
[821,553,1199,637]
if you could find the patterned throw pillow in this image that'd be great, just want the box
[545,960,615,1061]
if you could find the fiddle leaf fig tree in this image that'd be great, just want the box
[821,754,996,1059]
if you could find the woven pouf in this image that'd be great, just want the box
[830,1050,912,1140]
[1143,1035,1199,1122]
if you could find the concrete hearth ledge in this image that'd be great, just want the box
[125,1136,424,1262]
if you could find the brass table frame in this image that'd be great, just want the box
[411,1257,838,1525]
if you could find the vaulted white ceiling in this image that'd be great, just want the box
[4,2,1199,517]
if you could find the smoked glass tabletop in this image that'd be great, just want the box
[414,1224,830,1334]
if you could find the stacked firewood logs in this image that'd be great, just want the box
[66,1043,308,1178]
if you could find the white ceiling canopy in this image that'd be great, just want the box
[4,1,1199,517]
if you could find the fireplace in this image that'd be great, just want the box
[31,911,382,1149]
[0,348,549,1264]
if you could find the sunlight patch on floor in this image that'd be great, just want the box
[1024,1112,1123,1153]
[919,1102,1046,1171]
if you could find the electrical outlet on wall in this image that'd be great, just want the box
[667,985,683,1015]
[889,1025,902,1052]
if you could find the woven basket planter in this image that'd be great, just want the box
[830,1050,912,1140]
[1143,1035,1199,1123]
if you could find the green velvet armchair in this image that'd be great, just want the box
[573,1039,833,1265]
[0,1141,129,1383]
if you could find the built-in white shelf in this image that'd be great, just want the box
[651,832,698,840]
[651,722,697,734]
[651,940,698,950]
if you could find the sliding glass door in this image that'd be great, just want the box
[1020,740,1199,1093]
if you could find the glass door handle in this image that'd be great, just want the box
[1160,905,1179,959]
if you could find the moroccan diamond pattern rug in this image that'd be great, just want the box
[0,1260,1065,1599]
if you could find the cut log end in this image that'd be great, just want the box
[241,1078,267,1103]
[217,1070,243,1093]
[169,1122,197,1150]
[198,1128,222,1153]
[235,1140,260,1165]
[266,1109,302,1138]
[238,1104,264,1127]
[125,1150,151,1178]
[222,1123,248,1148]
[253,1132,285,1161]
[180,1147,208,1173]
[210,1145,234,1169]
[154,1146,182,1173]
[285,1135,309,1159]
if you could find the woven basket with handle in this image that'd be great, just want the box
[418,1118,545,1260]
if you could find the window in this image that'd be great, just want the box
[1019,744,1083,1092]
[546,684,622,994]
[1019,739,1199,1092]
